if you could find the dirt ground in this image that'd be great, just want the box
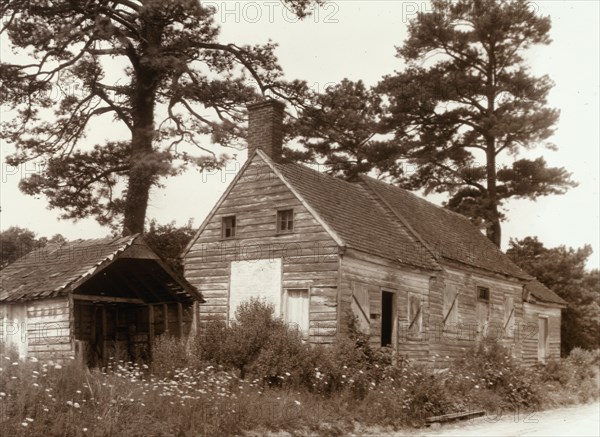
[353,402,600,437]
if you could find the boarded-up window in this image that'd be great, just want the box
[538,317,548,362]
[503,295,515,338]
[408,294,422,335]
[476,300,490,336]
[351,283,370,334]
[442,285,458,327]
[229,259,282,321]
[285,289,309,335]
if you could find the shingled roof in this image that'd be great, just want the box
[0,235,202,303]
[260,151,532,281]
[360,176,530,279]
[525,280,568,306]
[270,159,439,270]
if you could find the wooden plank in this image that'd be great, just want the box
[28,336,71,345]
[163,303,169,334]
[101,306,107,363]
[148,304,154,351]
[426,410,485,424]
[28,343,73,352]
[27,307,70,317]
[73,295,144,304]
[177,302,184,338]
[26,313,71,324]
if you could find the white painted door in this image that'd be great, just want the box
[285,289,309,335]
[229,258,282,321]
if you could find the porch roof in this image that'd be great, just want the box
[0,235,203,303]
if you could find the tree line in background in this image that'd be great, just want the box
[1,225,598,354]
[289,0,576,247]
[1,0,575,246]
[0,1,595,353]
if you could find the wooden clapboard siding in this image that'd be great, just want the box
[521,302,561,366]
[26,297,74,360]
[340,250,432,361]
[183,154,339,341]
[338,253,526,364]
[428,265,524,361]
[309,286,337,343]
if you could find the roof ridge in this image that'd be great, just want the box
[359,175,440,265]
[360,174,531,279]
[359,174,472,223]
[269,157,439,270]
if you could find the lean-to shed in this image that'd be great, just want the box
[0,235,203,364]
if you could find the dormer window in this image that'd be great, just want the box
[222,216,236,239]
[277,209,294,233]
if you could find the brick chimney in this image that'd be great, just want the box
[247,99,284,162]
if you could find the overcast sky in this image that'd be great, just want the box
[0,1,598,268]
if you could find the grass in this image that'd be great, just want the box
[0,345,598,437]
[0,301,598,436]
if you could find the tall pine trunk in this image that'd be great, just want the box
[486,138,501,247]
[122,20,161,236]
[122,69,157,236]
[485,47,501,248]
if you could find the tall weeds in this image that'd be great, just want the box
[0,300,598,436]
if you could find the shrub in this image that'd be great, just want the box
[448,342,542,410]
[535,347,600,405]
[219,298,284,378]
[193,316,228,364]
[247,322,312,387]
[151,335,188,377]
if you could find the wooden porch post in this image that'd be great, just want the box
[163,303,169,335]
[177,303,184,338]
[148,305,154,351]
[101,306,107,366]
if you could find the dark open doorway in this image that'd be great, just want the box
[381,291,396,347]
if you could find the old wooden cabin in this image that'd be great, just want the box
[182,100,566,365]
[0,235,203,363]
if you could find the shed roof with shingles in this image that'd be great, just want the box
[0,235,201,303]
[525,280,567,306]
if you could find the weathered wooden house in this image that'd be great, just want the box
[0,235,203,363]
[182,99,566,364]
